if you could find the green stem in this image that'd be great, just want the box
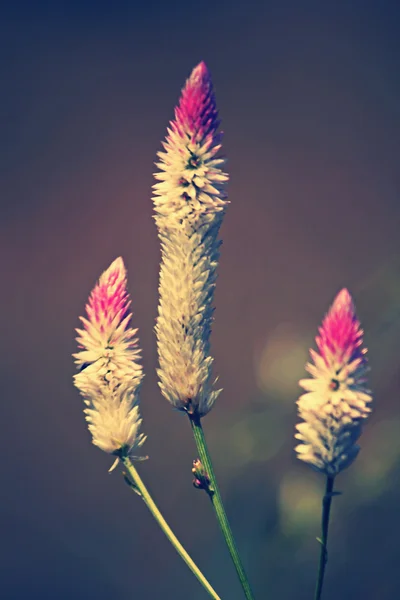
[121,456,222,600]
[314,475,335,600]
[189,415,255,600]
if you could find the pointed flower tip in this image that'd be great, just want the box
[181,61,211,100]
[99,256,126,283]
[182,60,212,100]
[330,288,354,313]
[320,287,361,362]
[111,256,125,270]
[189,61,209,84]
[173,61,217,142]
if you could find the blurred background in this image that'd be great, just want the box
[1,1,400,599]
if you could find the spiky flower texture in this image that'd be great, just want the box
[73,257,146,458]
[295,289,372,476]
[153,62,229,417]
[153,61,228,231]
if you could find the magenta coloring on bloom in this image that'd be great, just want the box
[315,288,367,373]
[80,258,131,343]
[74,257,141,373]
[152,61,228,229]
[173,61,220,143]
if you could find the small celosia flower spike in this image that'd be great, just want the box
[73,257,146,459]
[153,62,229,418]
[153,61,229,232]
[295,288,372,476]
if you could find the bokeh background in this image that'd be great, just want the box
[1,1,400,599]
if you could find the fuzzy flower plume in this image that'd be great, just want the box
[153,62,229,418]
[73,257,146,458]
[295,289,372,476]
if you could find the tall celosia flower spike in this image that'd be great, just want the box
[295,288,373,476]
[153,65,255,600]
[153,62,229,417]
[73,257,146,459]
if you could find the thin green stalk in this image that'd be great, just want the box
[189,415,255,600]
[121,456,222,600]
[314,475,335,600]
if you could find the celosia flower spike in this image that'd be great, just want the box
[295,288,372,476]
[153,61,229,231]
[73,257,146,460]
[153,63,229,418]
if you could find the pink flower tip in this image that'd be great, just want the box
[330,288,354,313]
[188,61,209,83]
[99,256,126,284]
[174,61,218,142]
[316,287,364,369]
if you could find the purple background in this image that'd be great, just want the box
[1,2,400,599]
